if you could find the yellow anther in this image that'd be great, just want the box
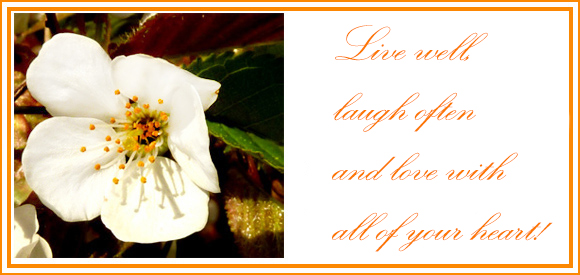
[119,164,126,169]
[150,141,157,148]
[137,161,145,167]
[105,135,111,141]
[140,177,147,183]
[104,146,110,152]
[110,117,116,124]
[94,164,101,170]
[113,178,119,184]
[115,139,121,144]
[80,146,86,152]
[89,124,96,130]
[125,111,132,117]
[124,124,130,130]
[125,102,131,109]
[117,147,124,153]
[132,96,139,102]
[133,144,140,151]
[152,131,159,137]
[144,145,152,153]
[134,107,142,114]
[154,121,160,128]
[143,104,150,109]
[158,99,163,104]
[114,89,120,95]
[148,156,155,163]
[161,115,168,121]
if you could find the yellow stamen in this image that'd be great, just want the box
[132,96,139,102]
[140,177,147,183]
[94,164,101,170]
[89,124,95,130]
[134,107,142,114]
[124,124,130,130]
[117,147,124,153]
[161,115,168,121]
[104,146,110,152]
[110,117,116,124]
[152,131,159,137]
[114,89,120,95]
[154,121,160,128]
[105,135,111,141]
[125,102,131,109]
[143,104,150,109]
[158,99,163,104]
[125,111,132,117]
[119,164,125,169]
[113,178,119,184]
[80,146,86,152]
[133,144,139,151]
[115,139,121,144]
[148,156,155,163]
[138,161,145,167]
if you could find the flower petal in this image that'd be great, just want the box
[13,205,38,258]
[111,54,220,111]
[101,157,209,243]
[167,86,220,193]
[29,236,52,258]
[26,33,126,121]
[15,235,40,258]
[22,117,122,222]
[13,205,38,239]
[185,73,220,111]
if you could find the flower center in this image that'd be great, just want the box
[81,90,171,185]
[121,97,169,155]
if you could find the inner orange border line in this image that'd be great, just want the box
[5,6,575,269]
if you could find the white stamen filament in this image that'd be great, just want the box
[100,154,125,170]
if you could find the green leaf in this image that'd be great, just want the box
[186,43,284,144]
[14,160,32,206]
[207,121,283,172]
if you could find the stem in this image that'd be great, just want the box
[104,14,112,51]
[45,13,60,35]
[14,106,48,115]
[75,14,86,35]
[14,81,26,101]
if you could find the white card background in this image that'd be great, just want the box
[2,5,577,272]
[285,11,570,264]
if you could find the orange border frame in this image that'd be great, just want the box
[4,5,576,270]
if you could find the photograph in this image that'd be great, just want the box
[12,12,284,258]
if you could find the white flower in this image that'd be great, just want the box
[22,33,220,243]
[13,204,52,258]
